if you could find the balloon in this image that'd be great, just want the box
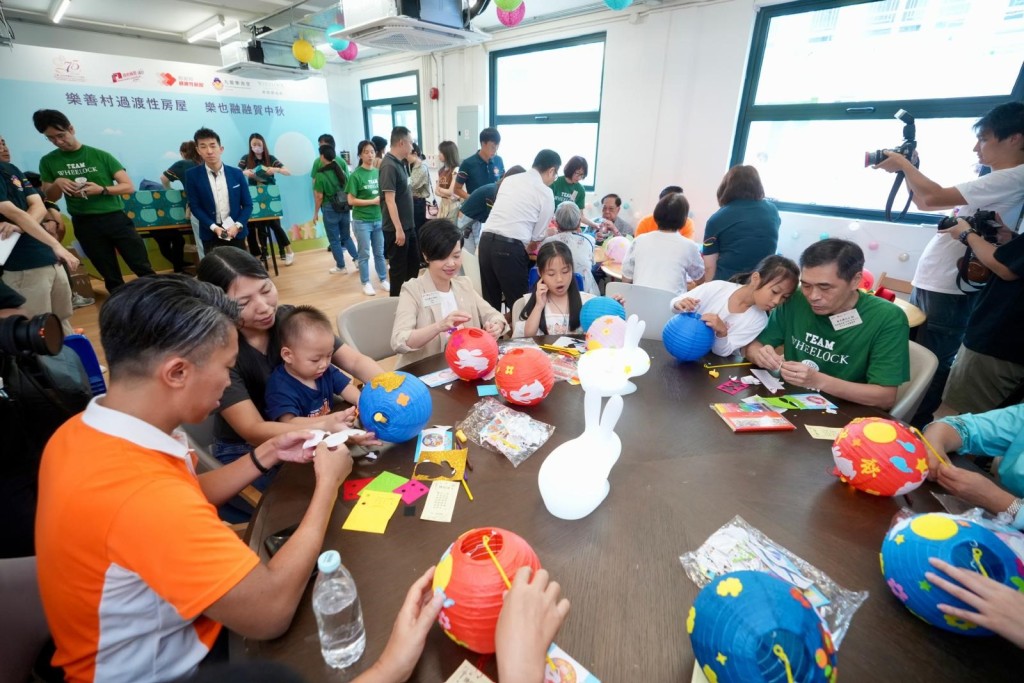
[605,0,634,9]
[496,1,526,27]
[308,50,326,70]
[339,42,359,61]
[494,0,523,10]
[291,39,314,64]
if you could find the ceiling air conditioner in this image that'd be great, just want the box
[217,41,310,81]
[336,0,489,52]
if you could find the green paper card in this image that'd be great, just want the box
[363,471,410,493]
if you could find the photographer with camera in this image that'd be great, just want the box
[872,102,1024,427]
[938,216,1024,413]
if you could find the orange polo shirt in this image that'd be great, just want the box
[36,399,260,683]
[634,215,694,240]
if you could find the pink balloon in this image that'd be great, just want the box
[859,268,874,290]
[497,1,526,26]
[339,42,359,61]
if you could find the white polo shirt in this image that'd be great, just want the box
[482,169,555,246]
[204,163,230,227]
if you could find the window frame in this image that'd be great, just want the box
[489,32,607,191]
[731,0,1024,224]
[360,70,423,146]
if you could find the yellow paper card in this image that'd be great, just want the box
[342,490,402,534]
[805,425,842,440]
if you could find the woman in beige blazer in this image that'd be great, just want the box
[392,218,507,368]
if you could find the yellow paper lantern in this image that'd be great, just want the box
[292,39,314,63]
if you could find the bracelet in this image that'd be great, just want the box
[249,449,271,475]
[958,228,976,244]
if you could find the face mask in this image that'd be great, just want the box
[251,144,264,154]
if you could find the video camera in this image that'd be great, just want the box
[865,109,916,168]
[937,210,1002,243]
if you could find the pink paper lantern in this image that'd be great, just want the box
[338,42,359,61]
[497,1,526,27]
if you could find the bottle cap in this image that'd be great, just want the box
[317,550,341,573]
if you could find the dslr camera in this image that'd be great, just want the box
[937,210,1001,243]
[0,312,63,357]
[865,109,916,167]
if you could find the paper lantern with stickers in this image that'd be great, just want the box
[432,527,541,654]
[688,570,838,683]
[580,296,626,335]
[585,314,628,351]
[357,371,432,443]
[602,235,631,262]
[880,512,1024,636]
[494,347,554,406]
[831,417,927,496]
[445,328,499,380]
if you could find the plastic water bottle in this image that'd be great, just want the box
[312,550,366,668]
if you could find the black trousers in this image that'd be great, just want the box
[71,210,155,292]
[152,231,187,272]
[479,231,529,311]
[384,228,420,297]
[203,237,249,255]
[245,218,290,258]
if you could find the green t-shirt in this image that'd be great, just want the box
[345,166,381,222]
[550,176,586,210]
[314,164,346,206]
[757,290,910,386]
[164,159,198,186]
[310,156,322,178]
[38,144,126,216]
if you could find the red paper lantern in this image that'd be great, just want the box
[445,328,499,380]
[875,286,896,302]
[432,527,541,654]
[831,417,927,496]
[494,347,553,406]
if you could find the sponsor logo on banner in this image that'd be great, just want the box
[212,77,224,90]
[159,72,203,88]
[159,72,177,86]
[111,69,144,83]
[53,55,85,82]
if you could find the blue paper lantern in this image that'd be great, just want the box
[880,513,1024,636]
[662,312,714,362]
[604,0,634,10]
[580,296,625,335]
[358,371,433,443]
[326,23,349,51]
[689,571,838,683]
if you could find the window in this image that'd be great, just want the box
[490,34,606,190]
[732,0,1024,222]
[361,72,422,147]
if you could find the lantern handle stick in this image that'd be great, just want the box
[702,361,752,370]
[772,644,796,683]
[481,534,556,673]
[460,478,474,501]
[910,426,951,467]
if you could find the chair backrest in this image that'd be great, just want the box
[461,249,482,295]
[337,297,401,362]
[891,340,938,422]
[604,282,677,340]
[180,414,219,473]
[62,334,106,396]
[510,295,529,332]
[877,272,913,295]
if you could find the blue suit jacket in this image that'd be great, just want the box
[184,164,253,243]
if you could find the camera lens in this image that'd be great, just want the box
[0,313,63,356]
[865,150,884,167]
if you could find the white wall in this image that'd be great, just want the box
[325,0,934,281]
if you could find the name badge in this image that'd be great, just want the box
[422,291,442,307]
[829,309,862,331]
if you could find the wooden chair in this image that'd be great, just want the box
[877,272,913,295]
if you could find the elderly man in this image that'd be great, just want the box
[543,201,599,294]
[594,193,634,241]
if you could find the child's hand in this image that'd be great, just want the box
[701,313,728,337]
[324,408,357,433]
[349,431,383,448]
[673,297,699,312]
[535,282,549,305]
[926,558,1024,648]
[610,293,625,306]
[495,567,570,683]
[368,567,444,682]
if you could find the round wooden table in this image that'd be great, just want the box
[240,341,1018,681]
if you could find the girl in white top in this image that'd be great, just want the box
[669,255,799,356]
[514,242,595,337]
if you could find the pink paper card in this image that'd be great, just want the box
[716,379,748,396]
[343,477,374,501]
[394,479,430,505]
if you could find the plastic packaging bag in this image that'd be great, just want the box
[680,515,868,646]
[455,397,555,467]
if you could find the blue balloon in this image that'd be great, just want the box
[580,296,626,335]
[689,571,837,683]
[358,371,433,443]
[662,312,714,362]
[605,0,634,10]
[326,23,349,51]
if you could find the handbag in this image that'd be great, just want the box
[425,169,439,218]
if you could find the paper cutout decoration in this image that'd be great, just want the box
[881,513,1024,636]
[364,471,410,493]
[716,379,748,396]
[394,479,430,505]
[831,417,927,497]
[342,477,374,501]
[414,448,468,482]
[358,371,433,443]
[303,428,367,449]
[576,314,650,397]
[341,490,401,533]
[663,312,715,362]
[585,314,628,351]
[446,328,500,380]
[495,347,554,406]
[689,570,838,683]
[539,391,623,520]
[580,296,626,337]
[432,527,541,653]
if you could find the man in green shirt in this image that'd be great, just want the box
[744,239,910,410]
[33,109,154,293]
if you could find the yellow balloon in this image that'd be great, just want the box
[292,39,314,63]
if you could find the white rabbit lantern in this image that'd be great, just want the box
[538,391,624,520]
[576,314,650,396]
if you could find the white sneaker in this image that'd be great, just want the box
[329,266,343,274]
[362,282,376,296]
[379,280,390,292]
[283,252,295,266]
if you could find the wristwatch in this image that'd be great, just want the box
[1006,497,1024,519]
[101,187,109,196]
[958,228,977,244]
